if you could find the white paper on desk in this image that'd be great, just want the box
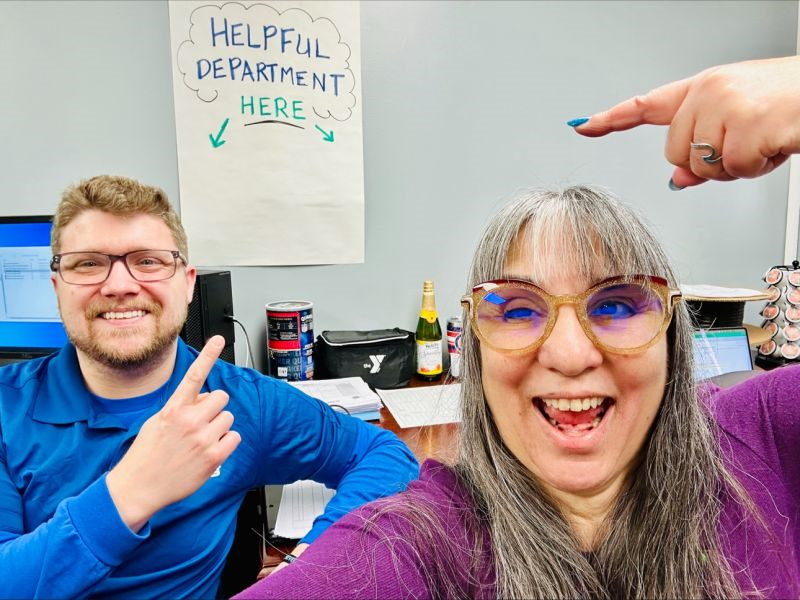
[377,384,462,428]
[273,480,335,540]
[288,377,380,414]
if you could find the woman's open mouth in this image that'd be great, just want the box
[534,396,614,436]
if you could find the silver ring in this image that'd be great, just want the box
[690,142,723,164]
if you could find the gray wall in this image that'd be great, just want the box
[1,0,796,371]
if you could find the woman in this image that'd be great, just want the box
[237,185,799,598]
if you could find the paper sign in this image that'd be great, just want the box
[168,1,364,265]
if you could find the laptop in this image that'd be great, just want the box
[692,327,753,381]
[0,216,68,366]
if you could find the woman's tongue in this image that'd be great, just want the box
[542,401,605,428]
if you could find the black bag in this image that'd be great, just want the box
[315,328,415,389]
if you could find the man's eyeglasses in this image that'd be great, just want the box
[461,275,682,355]
[50,250,187,285]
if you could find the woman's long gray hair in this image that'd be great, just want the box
[452,185,747,598]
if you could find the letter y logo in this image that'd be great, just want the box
[368,354,386,374]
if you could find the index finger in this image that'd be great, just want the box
[169,335,226,405]
[574,77,692,137]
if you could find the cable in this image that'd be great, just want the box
[250,526,300,566]
[229,316,256,369]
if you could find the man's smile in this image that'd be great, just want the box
[100,310,148,320]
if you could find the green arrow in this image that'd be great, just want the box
[314,124,334,142]
[209,118,229,148]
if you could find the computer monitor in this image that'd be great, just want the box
[692,327,753,381]
[0,216,67,363]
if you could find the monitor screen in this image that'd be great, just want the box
[692,327,753,380]
[0,216,67,357]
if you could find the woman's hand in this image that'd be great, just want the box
[571,56,800,188]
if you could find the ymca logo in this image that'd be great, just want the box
[363,354,386,374]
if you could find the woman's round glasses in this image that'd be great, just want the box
[461,275,682,355]
[50,250,187,285]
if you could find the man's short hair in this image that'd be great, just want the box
[52,175,189,257]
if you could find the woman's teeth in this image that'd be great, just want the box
[538,396,610,435]
[541,397,604,411]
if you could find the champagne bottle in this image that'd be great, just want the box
[416,280,443,381]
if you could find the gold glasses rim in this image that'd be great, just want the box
[460,274,683,355]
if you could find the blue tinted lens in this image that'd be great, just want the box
[588,283,664,348]
[504,306,538,321]
[476,286,548,350]
[589,299,637,319]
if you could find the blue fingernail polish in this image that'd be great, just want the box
[668,178,685,191]
[567,117,590,128]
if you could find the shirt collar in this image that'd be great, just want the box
[32,339,201,428]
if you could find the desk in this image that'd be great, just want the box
[375,379,460,464]
[375,404,459,463]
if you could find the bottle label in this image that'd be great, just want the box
[419,309,438,324]
[416,339,443,375]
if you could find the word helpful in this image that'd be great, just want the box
[210,17,331,58]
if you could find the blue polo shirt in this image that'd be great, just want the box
[0,340,418,599]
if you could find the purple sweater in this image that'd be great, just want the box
[237,367,800,599]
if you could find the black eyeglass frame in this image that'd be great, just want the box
[50,249,188,285]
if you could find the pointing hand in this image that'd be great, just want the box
[106,336,241,531]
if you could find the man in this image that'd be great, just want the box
[0,175,418,599]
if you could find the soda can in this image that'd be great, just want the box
[266,301,314,381]
[447,316,463,378]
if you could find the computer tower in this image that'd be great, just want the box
[218,486,269,597]
[180,270,236,364]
